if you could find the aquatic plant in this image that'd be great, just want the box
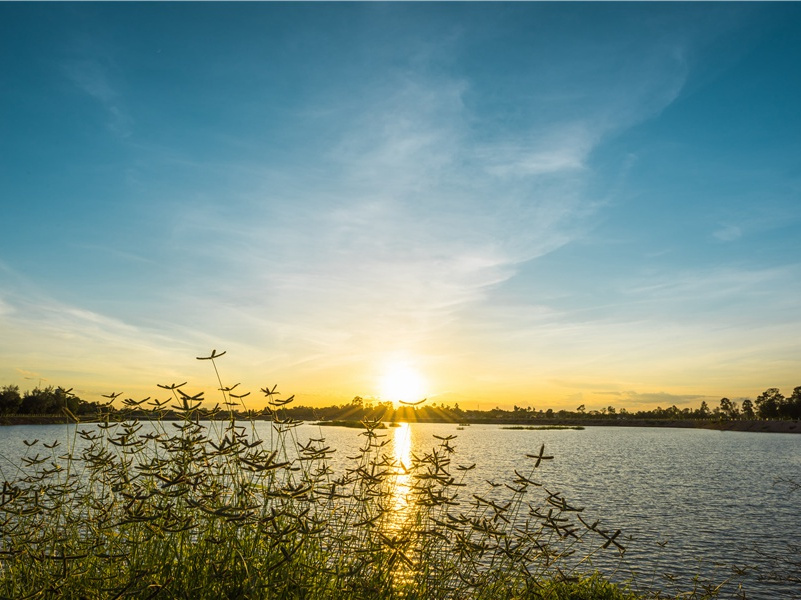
[0,351,645,599]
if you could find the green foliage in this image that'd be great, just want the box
[0,385,100,417]
[0,385,21,414]
[4,376,801,424]
[755,388,784,419]
[527,573,641,600]
[0,352,784,598]
[753,387,801,420]
[0,352,641,600]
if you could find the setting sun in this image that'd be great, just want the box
[379,363,427,405]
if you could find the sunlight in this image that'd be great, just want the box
[383,422,416,585]
[379,363,427,405]
[387,422,413,527]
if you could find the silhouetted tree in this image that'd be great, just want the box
[719,397,739,420]
[0,385,22,414]
[16,386,82,415]
[20,387,56,413]
[756,388,784,419]
[787,386,801,420]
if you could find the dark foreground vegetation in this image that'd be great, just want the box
[0,352,762,599]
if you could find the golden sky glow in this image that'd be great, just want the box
[379,362,428,406]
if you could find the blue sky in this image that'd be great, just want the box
[1,3,800,410]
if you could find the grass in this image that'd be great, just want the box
[0,352,723,599]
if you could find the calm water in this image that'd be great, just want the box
[1,422,799,598]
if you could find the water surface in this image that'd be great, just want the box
[1,421,798,598]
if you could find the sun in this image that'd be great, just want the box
[379,363,427,405]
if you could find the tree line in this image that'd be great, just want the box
[0,385,102,416]
[1,383,800,422]
[278,386,801,424]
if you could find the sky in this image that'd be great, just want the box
[1,3,800,412]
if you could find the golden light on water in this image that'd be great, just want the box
[389,422,413,516]
[383,421,416,584]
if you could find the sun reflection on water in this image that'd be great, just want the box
[379,421,419,589]
[388,422,413,518]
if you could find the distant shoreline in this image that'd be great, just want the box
[457,418,801,434]
[1,414,798,433]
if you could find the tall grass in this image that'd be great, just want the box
[0,352,654,599]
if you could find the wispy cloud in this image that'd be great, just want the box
[15,368,45,382]
[9,4,784,408]
[713,224,743,242]
[480,122,597,178]
[0,268,213,394]
[624,264,801,317]
[62,58,132,137]
[139,29,701,385]
[159,76,602,364]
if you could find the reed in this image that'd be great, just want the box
[0,352,699,599]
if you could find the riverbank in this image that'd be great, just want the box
[465,417,801,433]
[1,413,798,432]
[0,414,73,425]
[697,419,799,433]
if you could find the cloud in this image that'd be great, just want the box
[0,272,212,393]
[8,11,709,397]
[481,123,597,178]
[146,30,701,380]
[0,297,12,318]
[62,58,132,137]
[15,368,44,382]
[167,75,600,361]
[713,223,742,242]
[624,264,801,316]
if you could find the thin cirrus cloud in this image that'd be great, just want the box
[61,58,132,137]
[623,265,801,315]
[111,50,692,391]
[3,3,798,408]
[0,262,202,391]
[168,76,604,356]
[0,288,193,376]
[713,224,743,242]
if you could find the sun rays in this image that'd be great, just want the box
[379,362,428,407]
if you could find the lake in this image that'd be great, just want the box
[1,421,799,598]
